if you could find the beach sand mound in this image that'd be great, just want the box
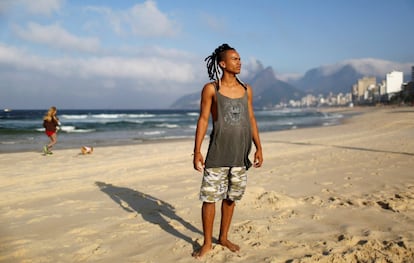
[285,237,414,263]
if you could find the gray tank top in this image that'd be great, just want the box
[204,83,252,169]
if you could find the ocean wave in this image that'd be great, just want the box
[155,123,180,128]
[61,114,88,119]
[127,114,156,118]
[143,130,165,136]
[62,126,95,133]
[66,129,96,133]
[1,141,16,144]
[128,120,145,124]
[91,113,155,119]
[163,135,192,139]
[324,113,344,119]
[36,126,95,133]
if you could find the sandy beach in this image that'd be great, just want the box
[1,106,413,263]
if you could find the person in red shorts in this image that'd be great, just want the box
[42,106,60,155]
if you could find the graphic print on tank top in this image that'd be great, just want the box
[223,100,245,126]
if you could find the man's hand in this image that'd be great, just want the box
[253,150,263,168]
[193,152,204,172]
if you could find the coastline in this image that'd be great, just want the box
[0,106,359,154]
[1,106,413,262]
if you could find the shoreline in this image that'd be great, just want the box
[0,106,363,154]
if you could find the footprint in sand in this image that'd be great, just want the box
[302,194,356,208]
[233,220,269,248]
[311,214,322,220]
[321,181,334,186]
[255,191,302,210]
[375,192,414,213]
[286,235,414,263]
[357,187,414,213]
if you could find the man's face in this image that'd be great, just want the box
[222,50,241,74]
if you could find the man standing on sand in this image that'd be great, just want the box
[192,43,263,258]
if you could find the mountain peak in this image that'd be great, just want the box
[318,58,411,77]
[294,58,412,94]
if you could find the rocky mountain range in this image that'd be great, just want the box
[170,58,412,109]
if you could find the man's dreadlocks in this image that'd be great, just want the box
[204,43,245,88]
[204,43,235,81]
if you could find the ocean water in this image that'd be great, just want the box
[0,108,346,153]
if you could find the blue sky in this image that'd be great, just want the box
[0,0,413,109]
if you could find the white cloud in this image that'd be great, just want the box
[13,22,101,53]
[320,58,413,77]
[0,0,64,15]
[0,43,197,84]
[116,45,196,61]
[0,43,205,108]
[80,56,196,83]
[344,58,412,77]
[23,0,64,15]
[276,72,303,82]
[128,0,178,37]
[86,0,179,38]
[240,57,264,77]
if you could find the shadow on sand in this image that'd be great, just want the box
[95,181,203,246]
[271,140,414,157]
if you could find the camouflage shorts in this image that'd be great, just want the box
[199,167,247,203]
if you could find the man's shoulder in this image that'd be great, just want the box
[243,83,253,92]
[241,82,251,89]
[204,81,217,88]
[202,82,217,93]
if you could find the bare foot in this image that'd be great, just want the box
[192,244,212,259]
[219,239,240,252]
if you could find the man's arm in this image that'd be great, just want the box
[193,83,215,171]
[246,85,263,168]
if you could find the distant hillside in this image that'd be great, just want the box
[170,66,304,109]
[170,92,200,109]
[292,65,362,95]
[171,58,413,109]
[291,58,412,95]
[249,67,305,108]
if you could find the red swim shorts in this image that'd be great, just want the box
[45,131,55,137]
